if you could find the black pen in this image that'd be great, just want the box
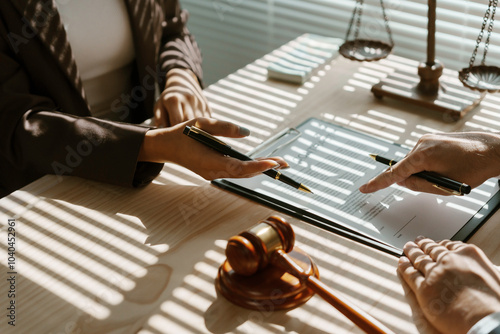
[369,154,471,195]
[184,126,313,193]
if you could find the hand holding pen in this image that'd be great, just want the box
[359,132,500,196]
[139,118,290,180]
[183,124,312,193]
[366,154,470,195]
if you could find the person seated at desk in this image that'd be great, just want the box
[359,132,500,334]
[0,0,286,198]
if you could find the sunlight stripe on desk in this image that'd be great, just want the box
[14,258,110,318]
[173,286,213,312]
[464,120,500,133]
[293,224,397,278]
[148,312,201,334]
[187,269,217,293]
[153,173,198,187]
[476,107,500,119]
[18,222,135,290]
[210,105,278,134]
[358,66,388,79]
[349,121,400,142]
[202,249,226,268]
[10,188,159,260]
[205,91,285,122]
[217,79,298,108]
[137,330,155,334]
[227,73,303,101]
[465,100,500,132]
[351,114,406,133]
[473,115,500,128]
[34,200,157,266]
[236,68,268,82]
[157,164,204,186]
[20,242,124,305]
[193,262,219,281]
[353,72,381,85]
[366,109,408,125]
[0,197,29,219]
[347,78,374,90]
[22,209,149,274]
[363,61,395,74]
[207,85,291,115]
[246,60,269,75]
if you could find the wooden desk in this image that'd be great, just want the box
[1,35,500,334]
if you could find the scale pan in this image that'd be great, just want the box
[459,65,500,93]
[339,39,392,62]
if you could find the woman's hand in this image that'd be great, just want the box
[153,68,211,127]
[138,117,288,180]
[359,132,500,195]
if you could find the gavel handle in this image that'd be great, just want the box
[273,250,395,334]
[306,275,394,334]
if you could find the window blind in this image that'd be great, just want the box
[182,0,500,86]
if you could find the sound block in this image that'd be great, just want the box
[215,248,319,311]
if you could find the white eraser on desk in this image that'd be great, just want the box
[267,63,310,84]
[267,34,341,84]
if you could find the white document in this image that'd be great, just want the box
[215,118,500,253]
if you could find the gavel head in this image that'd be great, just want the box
[225,215,295,276]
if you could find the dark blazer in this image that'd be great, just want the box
[0,0,203,197]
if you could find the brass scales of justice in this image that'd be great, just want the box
[339,0,500,120]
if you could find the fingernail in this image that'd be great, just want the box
[398,256,409,264]
[239,126,250,136]
[279,161,290,169]
[359,184,368,192]
[266,161,280,170]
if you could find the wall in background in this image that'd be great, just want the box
[182,0,500,86]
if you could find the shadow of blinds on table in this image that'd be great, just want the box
[183,0,500,86]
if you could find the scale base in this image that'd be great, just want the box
[371,70,486,121]
[215,248,318,311]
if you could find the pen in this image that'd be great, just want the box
[369,154,471,195]
[183,126,313,193]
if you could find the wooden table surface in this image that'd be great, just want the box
[1,35,500,334]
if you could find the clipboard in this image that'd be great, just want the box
[212,118,500,256]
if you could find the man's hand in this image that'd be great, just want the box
[397,237,500,334]
[359,132,500,195]
[154,68,211,127]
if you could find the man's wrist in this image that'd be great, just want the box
[468,312,500,334]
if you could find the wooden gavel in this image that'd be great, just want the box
[223,216,395,334]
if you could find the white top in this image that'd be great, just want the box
[468,312,500,334]
[56,0,136,119]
